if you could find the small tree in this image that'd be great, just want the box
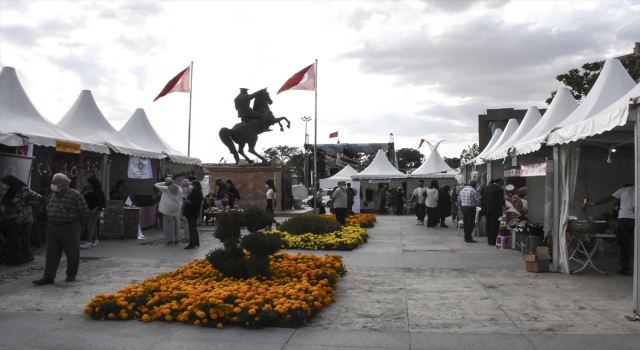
[460,143,480,163]
[396,148,424,169]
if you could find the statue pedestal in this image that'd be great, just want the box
[207,166,294,211]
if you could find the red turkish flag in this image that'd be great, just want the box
[153,66,190,102]
[277,63,315,94]
[329,131,338,138]
[418,139,426,149]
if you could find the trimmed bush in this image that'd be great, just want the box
[278,215,341,235]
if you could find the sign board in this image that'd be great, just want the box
[504,169,521,177]
[128,156,152,179]
[56,140,81,154]
[520,161,546,177]
[369,179,391,183]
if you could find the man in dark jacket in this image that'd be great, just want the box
[215,178,229,208]
[225,180,240,208]
[481,178,505,246]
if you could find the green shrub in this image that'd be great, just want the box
[242,206,274,233]
[241,231,283,256]
[278,215,341,235]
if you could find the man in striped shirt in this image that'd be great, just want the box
[33,173,89,285]
[457,180,479,243]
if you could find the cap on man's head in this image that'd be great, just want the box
[240,88,249,92]
[338,181,346,185]
[165,177,174,184]
[469,180,477,187]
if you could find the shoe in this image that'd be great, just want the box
[184,245,194,250]
[418,221,424,225]
[415,221,420,225]
[440,225,449,228]
[66,276,76,282]
[173,241,180,245]
[465,240,478,243]
[33,278,54,286]
[92,240,99,247]
[166,241,175,245]
[80,243,93,249]
[617,269,629,276]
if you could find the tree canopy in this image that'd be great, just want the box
[460,143,480,163]
[396,148,424,169]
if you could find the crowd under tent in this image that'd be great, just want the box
[57,90,165,202]
[510,87,579,157]
[351,149,406,213]
[484,106,543,161]
[119,108,203,183]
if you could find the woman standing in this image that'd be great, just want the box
[265,179,276,214]
[80,177,106,248]
[0,175,43,264]
[183,180,203,249]
[395,187,405,215]
[425,180,440,228]
[437,185,452,228]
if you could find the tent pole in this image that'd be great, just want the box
[313,59,318,214]
[552,145,560,272]
[633,100,639,317]
[187,61,194,157]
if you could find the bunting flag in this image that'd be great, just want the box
[418,139,426,149]
[329,131,338,138]
[153,66,191,101]
[277,63,316,94]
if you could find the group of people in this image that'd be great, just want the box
[410,180,452,228]
[155,176,204,249]
[378,185,407,216]
[455,177,506,244]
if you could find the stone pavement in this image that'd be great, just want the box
[0,215,639,349]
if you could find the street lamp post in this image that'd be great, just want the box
[301,116,312,188]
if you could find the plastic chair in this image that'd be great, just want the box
[496,235,510,249]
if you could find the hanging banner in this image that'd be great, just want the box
[369,179,390,183]
[128,156,152,179]
[520,161,547,177]
[504,169,521,177]
[56,140,81,154]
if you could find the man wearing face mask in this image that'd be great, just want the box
[33,173,89,285]
[332,181,348,225]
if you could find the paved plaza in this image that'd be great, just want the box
[0,214,638,350]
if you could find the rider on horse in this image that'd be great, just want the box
[234,88,270,132]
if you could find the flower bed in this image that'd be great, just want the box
[265,225,368,250]
[320,213,376,228]
[85,252,344,328]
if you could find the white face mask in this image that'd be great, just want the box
[50,184,59,192]
[265,185,269,188]
[188,185,194,191]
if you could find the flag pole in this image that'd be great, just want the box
[313,59,318,213]
[187,61,194,156]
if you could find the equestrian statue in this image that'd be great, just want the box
[219,88,290,164]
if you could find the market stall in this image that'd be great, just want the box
[351,149,407,213]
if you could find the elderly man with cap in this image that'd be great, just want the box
[457,180,480,243]
[155,177,183,245]
[33,173,89,285]
[332,181,348,225]
[234,88,269,132]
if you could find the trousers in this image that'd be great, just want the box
[186,215,199,246]
[163,215,180,243]
[335,207,347,225]
[461,207,476,241]
[485,213,501,245]
[618,218,635,271]
[415,203,426,222]
[44,221,81,280]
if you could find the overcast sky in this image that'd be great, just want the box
[1,0,638,163]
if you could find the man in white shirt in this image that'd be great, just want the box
[412,180,427,225]
[585,184,635,275]
[155,177,183,245]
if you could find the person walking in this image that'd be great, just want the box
[584,184,635,275]
[438,185,452,228]
[481,178,505,245]
[457,180,479,243]
[183,180,203,249]
[265,179,276,214]
[388,188,397,214]
[346,183,358,214]
[425,180,440,228]
[80,177,106,249]
[379,185,388,214]
[411,180,427,225]
[332,181,348,225]
[395,187,405,215]
[226,180,240,209]
[33,173,89,285]
[1,175,43,265]
[316,190,326,214]
[155,177,183,245]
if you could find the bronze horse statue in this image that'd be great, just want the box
[219,88,290,164]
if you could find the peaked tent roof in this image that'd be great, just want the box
[329,164,359,178]
[119,108,202,165]
[57,91,164,159]
[548,83,640,146]
[484,106,542,161]
[511,87,579,156]
[468,128,502,165]
[553,59,636,130]
[0,67,109,153]
[476,119,519,164]
[351,149,406,179]
[409,148,454,177]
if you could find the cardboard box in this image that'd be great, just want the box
[525,246,551,273]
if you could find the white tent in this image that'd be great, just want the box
[119,108,201,165]
[468,128,502,165]
[57,91,164,159]
[548,83,639,146]
[484,106,543,160]
[409,148,455,178]
[0,67,109,153]
[475,119,519,164]
[319,164,359,189]
[0,131,25,146]
[510,87,579,156]
[351,149,407,179]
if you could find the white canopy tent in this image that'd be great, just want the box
[475,119,519,164]
[351,149,407,179]
[0,67,109,153]
[319,164,359,189]
[484,106,543,161]
[0,131,26,146]
[409,148,455,178]
[57,91,164,159]
[510,87,579,156]
[119,108,202,165]
[468,128,502,165]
